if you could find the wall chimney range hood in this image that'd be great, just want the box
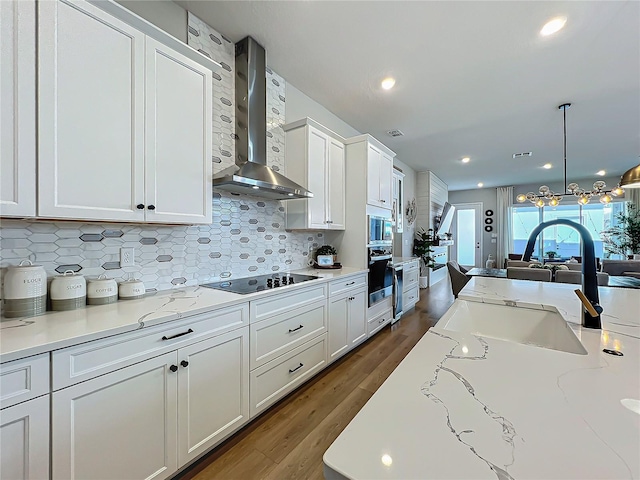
[212,37,312,200]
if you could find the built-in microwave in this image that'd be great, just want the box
[368,216,393,246]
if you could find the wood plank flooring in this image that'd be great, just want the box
[176,279,454,480]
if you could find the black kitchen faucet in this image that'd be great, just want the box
[522,218,602,329]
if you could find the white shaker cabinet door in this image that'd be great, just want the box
[177,327,249,466]
[379,151,394,209]
[0,395,49,480]
[0,0,36,217]
[37,0,145,222]
[52,352,179,480]
[366,144,382,207]
[327,138,345,229]
[144,38,212,224]
[328,295,349,363]
[307,127,328,229]
[347,288,368,347]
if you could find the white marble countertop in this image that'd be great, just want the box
[324,276,640,480]
[0,267,367,364]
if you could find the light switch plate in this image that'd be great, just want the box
[120,247,135,267]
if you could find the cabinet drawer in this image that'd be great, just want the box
[250,334,326,418]
[53,303,248,390]
[250,300,326,369]
[367,296,393,321]
[403,269,419,291]
[250,284,326,324]
[367,307,392,338]
[328,274,367,297]
[0,353,49,409]
[404,286,420,309]
[404,259,419,273]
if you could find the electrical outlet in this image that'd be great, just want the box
[120,247,135,267]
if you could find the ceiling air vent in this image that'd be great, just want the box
[513,152,532,159]
[387,129,404,137]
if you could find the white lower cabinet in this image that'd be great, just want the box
[250,334,327,417]
[0,395,50,480]
[53,327,250,480]
[328,287,367,363]
[177,328,249,466]
[53,352,179,480]
[367,297,393,338]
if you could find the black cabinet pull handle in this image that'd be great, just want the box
[161,328,193,341]
[136,204,145,210]
[147,205,156,210]
[288,325,304,333]
[346,281,355,286]
[169,365,178,373]
[288,363,304,373]
[180,360,189,368]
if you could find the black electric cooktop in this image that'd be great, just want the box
[201,273,320,294]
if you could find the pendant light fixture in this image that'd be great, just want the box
[620,163,640,188]
[516,103,625,207]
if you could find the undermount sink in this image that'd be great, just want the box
[438,300,587,355]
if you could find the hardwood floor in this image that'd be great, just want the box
[176,279,454,480]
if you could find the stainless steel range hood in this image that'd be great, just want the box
[213,37,312,200]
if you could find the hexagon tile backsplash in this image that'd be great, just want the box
[0,193,323,292]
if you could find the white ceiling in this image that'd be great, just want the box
[176,0,640,191]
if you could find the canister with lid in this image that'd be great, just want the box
[50,271,86,311]
[118,277,145,300]
[2,260,47,318]
[87,275,118,305]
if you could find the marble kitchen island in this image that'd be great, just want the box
[324,277,640,480]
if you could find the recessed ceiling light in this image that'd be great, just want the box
[461,157,470,163]
[596,170,606,176]
[477,182,484,188]
[381,77,396,90]
[540,17,567,36]
[252,186,259,190]
[543,163,552,169]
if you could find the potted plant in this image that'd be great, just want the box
[600,203,640,258]
[315,245,338,266]
[545,250,557,259]
[413,228,436,288]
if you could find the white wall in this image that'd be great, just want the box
[115,0,188,42]
[285,83,361,138]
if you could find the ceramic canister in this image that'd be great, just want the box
[118,278,145,300]
[50,271,86,311]
[2,260,48,318]
[86,275,118,305]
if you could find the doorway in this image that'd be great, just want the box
[451,202,483,269]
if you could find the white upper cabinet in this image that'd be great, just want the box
[144,38,212,224]
[0,0,36,217]
[284,118,346,230]
[36,0,212,224]
[366,144,393,210]
[37,0,146,222]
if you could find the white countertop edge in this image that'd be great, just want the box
[0,267,368,364]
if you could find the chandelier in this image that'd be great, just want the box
[516,103,625,207]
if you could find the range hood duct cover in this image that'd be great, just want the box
[212,36,312,200]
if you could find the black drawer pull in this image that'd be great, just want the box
[169,365,178,373]
[346,281,355,286]
[136,204,145,210]
[288,363,304,373]
[288,325,304,333]
[147,204,156,210]
[180,360,189,368]
[162,328,194,341]
[379,317,386,324]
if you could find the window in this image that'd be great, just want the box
[511,201,627,259]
